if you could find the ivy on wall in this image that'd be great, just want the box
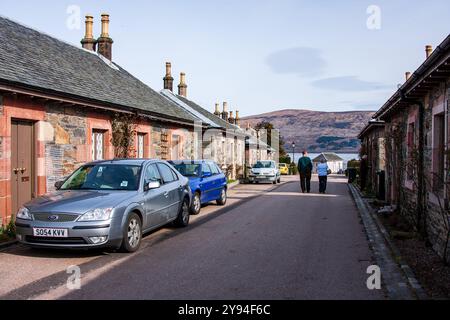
[110,112,138,158]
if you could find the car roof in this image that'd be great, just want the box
[170,160,216,165]
[85,159,163,166]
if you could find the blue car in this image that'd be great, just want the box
[170,160,227,215]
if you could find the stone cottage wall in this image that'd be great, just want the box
[44,103,88,192]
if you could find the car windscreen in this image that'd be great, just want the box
[172,163,201,177]
[60,164,142,191]
[253,161,275,169]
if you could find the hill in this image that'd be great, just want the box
[241,109,375,153]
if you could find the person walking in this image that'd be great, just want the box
[317,159,329,194]
[298,151,313,193]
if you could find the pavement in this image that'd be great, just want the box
[0,175,385,300]
[348,184,426,300]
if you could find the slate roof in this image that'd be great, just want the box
[313,153,344,163]
[0,16,198,123]
[175,95,242,131]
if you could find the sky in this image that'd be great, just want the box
[0,0,449,117]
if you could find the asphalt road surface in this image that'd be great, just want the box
[34,176,384,300]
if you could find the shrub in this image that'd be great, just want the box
[0,216,16,241]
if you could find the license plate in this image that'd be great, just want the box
[33,228,68,238]
[257,176,266,179]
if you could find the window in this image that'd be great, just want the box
[172,163,201,177]
[209,162,220,175]
[92,130,105,161]
[144,164,162,184]
[61,164,141,191]
[137,133,146,158]
[202,163,212,176]
[407,122,416,180]
[172,134,180,160]
[157,163,177,184]
[433,113,445,191]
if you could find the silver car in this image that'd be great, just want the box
[248,160,281,184]
[15,159,191,252]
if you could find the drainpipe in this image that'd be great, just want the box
[445,81,449,210]
[400,89,426,235]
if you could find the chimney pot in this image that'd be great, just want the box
[163,62,174,91]
[214,103,221,116]
[81,15,96,51]
[101,14,110,37]
[221,102,229,121]
[405,72,411,81]
[178,72,188,97]
[228,111,235,124]
[97,13,113,60]
[235,110,240,126]
[426,45,433,58]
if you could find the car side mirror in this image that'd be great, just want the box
[54,181,64,190]
[145,181,161,191]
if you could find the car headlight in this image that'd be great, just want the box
[78,208,113,222]
[17,207,32,220]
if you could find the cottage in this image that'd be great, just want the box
[0,14,273,225]
[312,153,344,174]
[358,120,386,199]
[0,14,212,225]
[359,36,450,263]
[159,67,247,179]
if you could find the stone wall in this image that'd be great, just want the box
[44,104,88,191]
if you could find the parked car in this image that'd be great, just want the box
[248,160,281,184]
[15,159,191,253]
[278,163,289,175]
[170,160,227,215]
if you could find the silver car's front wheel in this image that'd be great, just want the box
[121,213,142,253]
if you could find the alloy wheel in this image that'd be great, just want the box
[127,218,141,248]
[193,194,201,213]
[182,201,189,224]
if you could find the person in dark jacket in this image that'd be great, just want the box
[298,151,313,193]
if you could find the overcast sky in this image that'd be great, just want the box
[1,0,449,116]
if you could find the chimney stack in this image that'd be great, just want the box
[235,110,240,127]
[81,15,96,51]
[178,73,187,97]
[97,14,114,60]
[228,111,235,124]
[405,72,411,81]
[426,45,433,59]
[163,62,174,91]
[214,103,221,117]
[221,102,229,121]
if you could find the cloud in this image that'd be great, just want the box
[266,47,326,77]
[311,76,391,92]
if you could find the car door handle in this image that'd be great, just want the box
[164,192,169,198]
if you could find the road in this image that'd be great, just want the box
[1,176,384,300]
